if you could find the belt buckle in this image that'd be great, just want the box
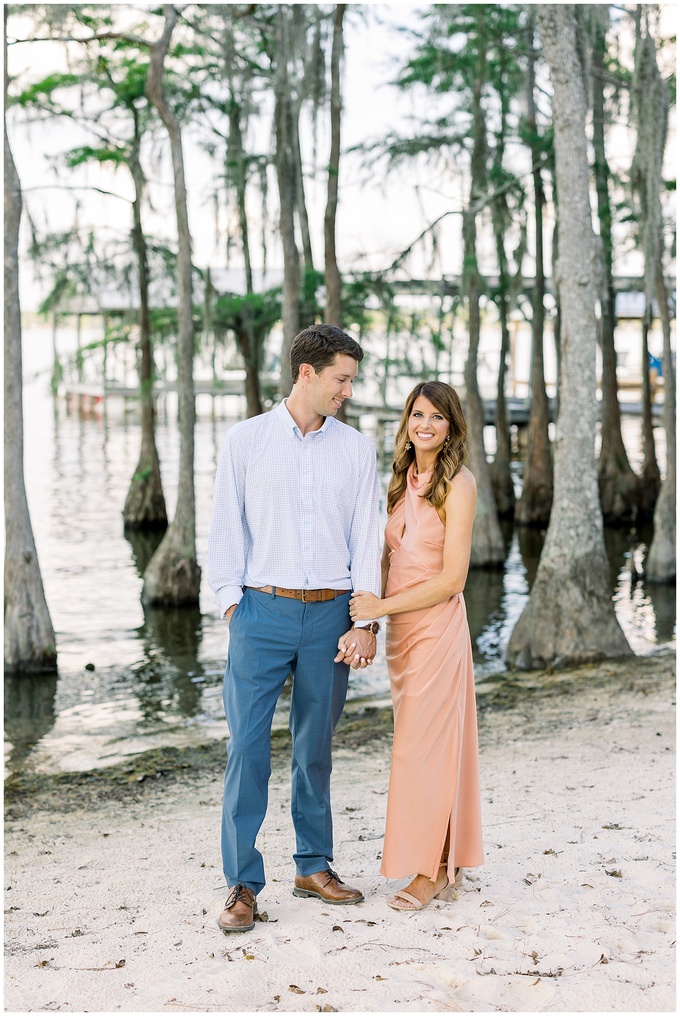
[301,589,317,602]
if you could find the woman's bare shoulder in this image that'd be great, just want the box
[449,465,477,496]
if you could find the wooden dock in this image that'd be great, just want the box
[61,380,662,426]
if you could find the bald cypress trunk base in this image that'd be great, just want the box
[123,441,168,531]
[598,460,640,527]
[506,547,632,669]
[141,517,201,606]
[467,390,506,568]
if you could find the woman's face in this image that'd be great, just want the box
[407,395,450,457]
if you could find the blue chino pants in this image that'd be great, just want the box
[221,587,352,895]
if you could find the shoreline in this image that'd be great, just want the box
[5,651,673,819]
[5,651,675,1013]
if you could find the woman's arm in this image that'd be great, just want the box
[350,468,477,620]
[380,540,390,598]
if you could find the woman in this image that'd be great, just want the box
[350,381,484,911]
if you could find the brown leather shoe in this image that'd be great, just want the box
[217,884,257,933]
[293,868,364,905]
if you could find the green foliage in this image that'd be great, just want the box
[99,56,149,106]
[517,120,553,157]
[39,272,76,316]
[11,72,80,108]
[213,288,282,335]
[357,1,527,225]
[64,145,127,168]
[342,273,399,337]
[397,4,524,98]
[302,268,325,320]
[73,10,114,31]
[149,307,180,340]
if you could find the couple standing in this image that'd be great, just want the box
[208,325,484,933]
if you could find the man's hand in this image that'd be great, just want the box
[334,627,376,669]
[225,604,238,626]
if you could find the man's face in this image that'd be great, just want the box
[306,353,358,417]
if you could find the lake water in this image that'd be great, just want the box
[4,324,675,778]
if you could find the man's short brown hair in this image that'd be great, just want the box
[290,324,363,382]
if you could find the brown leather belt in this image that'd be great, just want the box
[246,585,348,603]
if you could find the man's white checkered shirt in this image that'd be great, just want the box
[208,399,382,617]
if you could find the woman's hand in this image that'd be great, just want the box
[349,591,384,622]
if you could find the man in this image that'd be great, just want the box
[208,324,381,933]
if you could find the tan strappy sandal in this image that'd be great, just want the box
[387,866,463,911]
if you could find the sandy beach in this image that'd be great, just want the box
[4,652,675,1014]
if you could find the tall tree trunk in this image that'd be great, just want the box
[205,266,217,383]
[291,97,313,275]
[227,101,254,296]
[639,307,661,518]
[236,328,264,418]
[142,5,200,605]
[592,13,640,525]
[516,22,552,527]
[324,3,345,328]
[632,18,667,524]
[4,15,57,673]
[550,165,562,423]
[275,6,301,398]
[123,112,168,531]
[465,17,505,568]
[645,263,675,581]
[226,74,263,418]
[507,4,631,669]
[489,72,515,519]
[234,324,263,419]
[489,231,515,519]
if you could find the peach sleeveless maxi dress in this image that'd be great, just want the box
[380,464,484,884]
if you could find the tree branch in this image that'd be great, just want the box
[23,184,133,203]
[389,210,460,271]
[9,31,149,47]
[389,152,549,273]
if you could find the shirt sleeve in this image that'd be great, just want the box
[348,440,382,598]
[208,427,247,617]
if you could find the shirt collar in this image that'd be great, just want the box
[276,398,334,439]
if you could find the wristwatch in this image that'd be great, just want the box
[353,621,380,637]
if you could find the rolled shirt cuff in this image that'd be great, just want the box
[216,585,243,618]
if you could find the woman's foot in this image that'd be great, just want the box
[387,866,449,912]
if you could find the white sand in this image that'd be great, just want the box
[5,657,675,1014]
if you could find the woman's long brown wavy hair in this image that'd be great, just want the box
[387,381,468,519]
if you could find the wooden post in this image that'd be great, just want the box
[51,312,60,394]
[76,313,83,381]
[509,317,517,397]
[102,315,108,388]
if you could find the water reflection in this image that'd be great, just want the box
[464,523,512,657]
[126,528,164,576]
[645,580,677,644]
[516,525,546,590]
[604,526,642,591]
[132,606,206,721]
[4,672,58,775]
[464,565,506,666]
[125,529,207,721]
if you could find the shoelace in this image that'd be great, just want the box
[323,868,344,887]
[227,884,254,907]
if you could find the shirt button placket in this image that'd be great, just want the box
[301,437,315,584]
